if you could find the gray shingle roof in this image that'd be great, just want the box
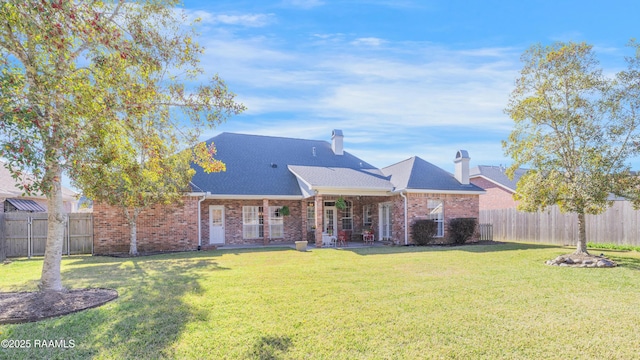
[191,133,485,196]
[190,133,378,196]
[382,156,484,192]
[469,165,528,192]
[288,165,394,191]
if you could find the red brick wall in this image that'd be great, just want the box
[470,177,518,210]
[394,192,480,244]
[93,197,200,255]
[200,199,303,245]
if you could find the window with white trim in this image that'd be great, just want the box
[243,206,263,239]
[306,202,315,231]
[341,200,353,231]
[363,205,373,228]
[428,200,444,237]
[269,206,284,238]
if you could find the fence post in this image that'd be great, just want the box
[27,216,32,259]
[66,214,70,256]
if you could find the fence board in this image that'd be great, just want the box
[0,213,4,261]
[1,213,93,258]
[481,201,640,246]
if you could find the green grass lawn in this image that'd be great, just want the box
[2,242,640,359]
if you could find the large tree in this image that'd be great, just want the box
[504,41,640,255]
[0,1,244,291]
[75,117,226,256]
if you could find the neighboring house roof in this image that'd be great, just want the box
[469,165,528,193]
[0,161,77,201]
[382,156,484,193]
[5,198,46,212]
[190,132,484,198]
[190,133,378,197]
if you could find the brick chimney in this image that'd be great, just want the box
[332,129,344,155]
[454,150,470,185]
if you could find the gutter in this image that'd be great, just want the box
[399,191,408,245]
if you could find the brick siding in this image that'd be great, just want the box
[395,192,480,244]
[470,177,518,210]
[94,192,481,254]
[93,197,200,255]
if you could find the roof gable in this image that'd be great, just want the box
[382,156,484,193]
[469,166,528,192]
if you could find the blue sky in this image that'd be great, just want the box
[183,0,640,172]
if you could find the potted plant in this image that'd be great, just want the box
[335,196,347,210]
[280,205,290,216]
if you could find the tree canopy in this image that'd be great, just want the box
[0,0,244,290]
[503,41,640,254]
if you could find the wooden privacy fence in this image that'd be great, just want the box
[0,213,93,258]
[480,201,640,246]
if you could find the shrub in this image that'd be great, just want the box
[448,218,477,245]
[411,219,438,245]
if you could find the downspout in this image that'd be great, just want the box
[400,191,408,245]
[197,193,208,250]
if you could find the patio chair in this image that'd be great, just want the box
[337,230,350,247]
[363,230,374,245]
[322,233,337,247]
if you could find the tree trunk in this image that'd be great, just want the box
[39,164,66,292]
[575,212,589,255]
[125,208,140,256]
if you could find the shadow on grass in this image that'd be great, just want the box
[607,254,640,271]
[1,256,229,359]
[342,241,559,256]
[248,335,292,360]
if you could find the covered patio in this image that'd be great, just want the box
[288,165,400,247]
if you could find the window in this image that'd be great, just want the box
[341,200,353,231]
[306,202,315,231]
[428,200,444,237]
[243,206,263,239]
[363,205,373,228]
[269,206,284,238]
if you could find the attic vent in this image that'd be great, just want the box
[271,163,278,168]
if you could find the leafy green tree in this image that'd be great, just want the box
[75,117,226,256]
[504,42,640,255]
[0,1,244,291]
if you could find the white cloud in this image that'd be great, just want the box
[188,10,275,27]
[195,29,521,168]
[351,37,386,47]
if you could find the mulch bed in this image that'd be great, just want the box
[0,288,118,324]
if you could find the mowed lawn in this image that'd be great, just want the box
[2,243,640,359]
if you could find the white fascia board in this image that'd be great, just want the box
[205,194,304,200]
[186,192,208,197]
[470,175,516,193]
[398,189,487,195]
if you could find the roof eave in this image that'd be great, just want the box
[469,175,516,193]
[313,186,394,196]
[396,188,486,195]
[205,194,305,200]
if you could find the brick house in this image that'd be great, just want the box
[94,130,485,254]
[469,165,528,210]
